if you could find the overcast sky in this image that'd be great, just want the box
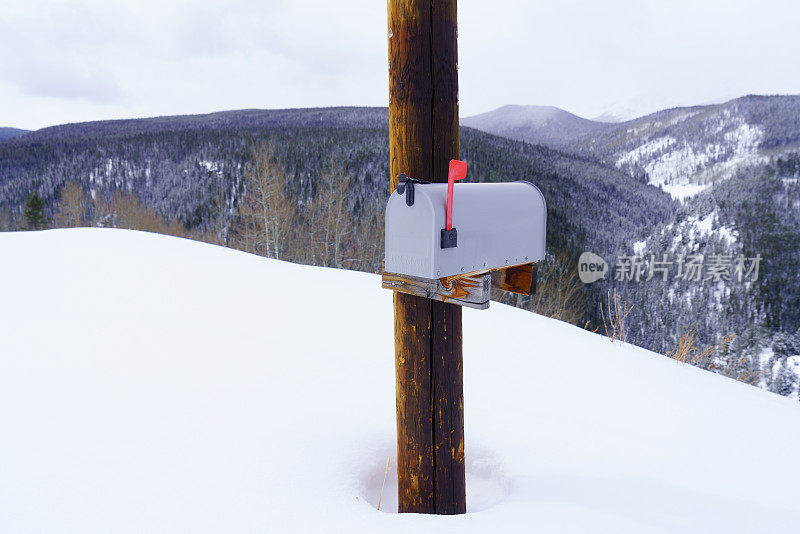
[1,0,798,130]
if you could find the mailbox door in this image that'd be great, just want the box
[385,190,438,279]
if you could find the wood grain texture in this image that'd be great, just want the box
[430,0,459,186]
[392,290,434,513]
[431,299,464,515]
[426,2,465,512]
[389,0,465,515]
[383,271,490,310]
[389,0,432,190]
[491,263,536,296]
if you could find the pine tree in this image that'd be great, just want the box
[23,192,48,231]
[772,360,797,397]
[772,331,796,358]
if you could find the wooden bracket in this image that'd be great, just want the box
[382,271,491,310]
[382,262,537,309]
[491,263,536,296]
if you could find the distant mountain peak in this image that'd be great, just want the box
[461,105,606,148]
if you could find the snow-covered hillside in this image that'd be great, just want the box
[614,117,767,200]
[1,229,799,533]
[577,96,800,201]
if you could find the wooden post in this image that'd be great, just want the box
[388,0,465,515]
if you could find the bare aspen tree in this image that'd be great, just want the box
[296,193,319,266]
[55,182,88,228]
[290,162,352,268]
[355,201,384,273]
[91,193,111,228]
[232,148,379,272]
[238,143,295,259]
[317,163,351,268]
[104,190,190,238]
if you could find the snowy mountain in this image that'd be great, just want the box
[561,97,800,380]
[461,105,610,148]
[568,95,800,200]
[1,228,799,533]
[463,96,800,201]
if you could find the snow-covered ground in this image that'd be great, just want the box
[1,229,799,533]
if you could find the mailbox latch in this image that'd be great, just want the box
[396,174,429,207]
[441,227,458,248]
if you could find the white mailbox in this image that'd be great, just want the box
[384,172,546,281]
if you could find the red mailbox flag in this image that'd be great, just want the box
[446,159,468,231]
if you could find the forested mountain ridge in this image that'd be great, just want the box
[0,106,674,259]
[21,107,388,142]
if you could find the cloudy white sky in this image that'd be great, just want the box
[1,0,798,130]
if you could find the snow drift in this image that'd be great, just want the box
[1,229,799,533]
